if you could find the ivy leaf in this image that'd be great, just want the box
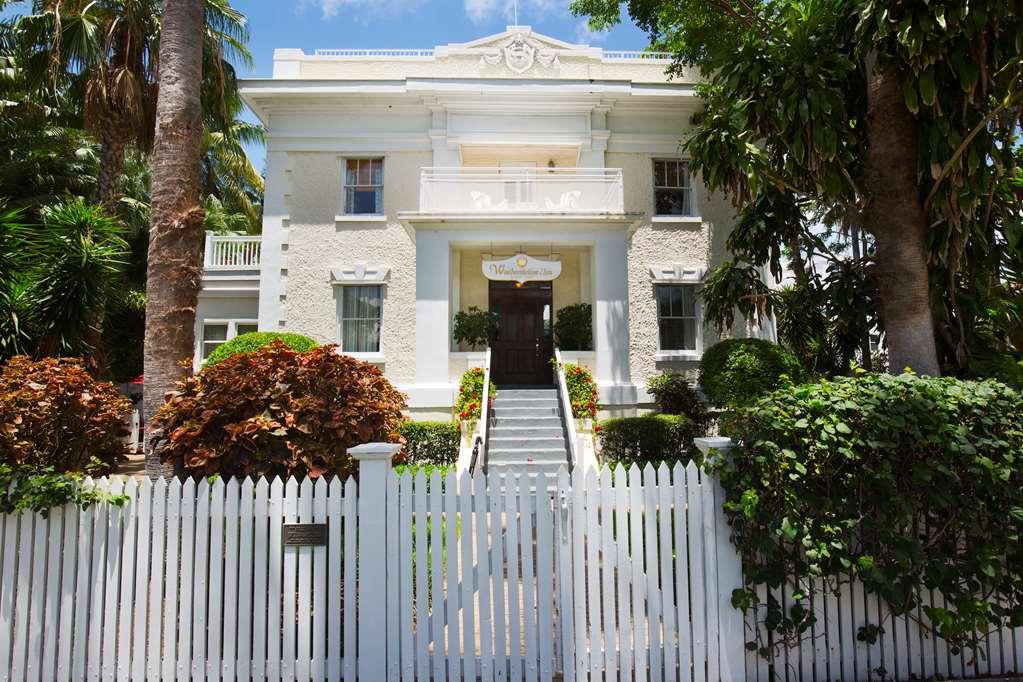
[903,80,919,113]
[919,68,937,107]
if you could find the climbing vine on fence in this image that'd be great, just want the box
[0,464,129,516]
[706,371,1023,657]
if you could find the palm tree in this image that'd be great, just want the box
[16,0,250,212]
[202,100,264,232]
[143,0,205,476]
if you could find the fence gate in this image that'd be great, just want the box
[382,461,745,682]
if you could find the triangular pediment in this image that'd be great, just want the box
[444,26,583,52]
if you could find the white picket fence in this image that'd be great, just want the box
[0,442,1021,680]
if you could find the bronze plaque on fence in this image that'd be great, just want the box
[282,523,329,546]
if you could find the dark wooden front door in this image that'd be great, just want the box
[490,281,554,385]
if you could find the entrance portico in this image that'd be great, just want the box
[406,223,634,409]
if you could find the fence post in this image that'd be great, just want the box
[349,442,401,680]
[694,436,746,682]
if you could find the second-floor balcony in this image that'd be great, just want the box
[203,232,262,270]
[418,167,624,215]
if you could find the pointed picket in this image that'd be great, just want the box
[534,472,554,682]
[444,470,461,682]
[597,467,618,678]
[328,477,344,682]
[414,469,430,682]
[236,478,256,681]
[671,463,692,682]
[474,471,495,682]
[429,469,446,681]
[342,477,358,682]
[384,471,399,682]
[458,471,476,682]
[206,478,226,681]
[311,477,328,681]
[399,470,414,682]
[265,477,285,681]
[657,463,677,682]
[583,466,602,680]
[221,478,241,681]
[130,480,152,681]
[554,466,574,682]
[177,477,197,681]
[190,478,211,681]
[642,464,663,680]
[296,477,313,681]
[490,474,507,682]
[85,479,109,680]
[252,477,271,680]
[281,477,299,681]
[57,502,81,682]
[115,479,139,682]
[41,507,64,682]
[161,478,183,682]
[614,465,635,682]
[504,475,522,682]
[0,505,19,677]
[518,472,538,682]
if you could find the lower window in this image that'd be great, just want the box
[655,284,698,351]
[200,320,258,360]
[339,285,382,353]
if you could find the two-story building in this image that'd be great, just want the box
[199,26,765,421]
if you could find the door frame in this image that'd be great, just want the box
[488,280,554,386]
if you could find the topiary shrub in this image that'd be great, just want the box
[0,356,130,474]
[205,331,318,366]
[597,414,698,465]
[554,303,593,351]
[398,420,460,466]
[153,342,406,479]
[698,338,801,407]
[454,367,496,426]
[646,371,708,426]
[711,372,1023,654]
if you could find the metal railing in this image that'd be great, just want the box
[313,48,435,58]
[602,50,672,60]
[553,348,579,470]
[418,167,624,214]
[470,347,493,475]
[203,232,261,270]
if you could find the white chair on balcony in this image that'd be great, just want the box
[545,190,582,211]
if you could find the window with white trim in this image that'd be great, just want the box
[655,284,698,351]
[343,158,384,215]
[653,159,694,216]
[200,320,258,360]
[338,285,382,353]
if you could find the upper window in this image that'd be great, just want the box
[343,158,384,215]
[655,284,698,351]
[653,159,693,216]
[339,285,382,353]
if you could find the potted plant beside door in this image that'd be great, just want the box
[452,306,498,351]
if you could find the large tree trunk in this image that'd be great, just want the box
[143,0,206,477]
[861,58,941,376]
[97,121,129,214]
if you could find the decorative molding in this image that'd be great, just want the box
[329,264,391,285]
[649,264,705,283]
[478,33,559,74]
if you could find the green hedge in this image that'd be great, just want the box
[698,338,801,407]
[597,414,699,465]
[205,331,318,366]
[713,372,1023,651]
[398,420,460,466]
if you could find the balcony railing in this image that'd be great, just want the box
[204,232,261,270]
[418,167,624,215]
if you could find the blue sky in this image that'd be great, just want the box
[232,0,650,167]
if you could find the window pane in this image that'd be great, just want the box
[655,188,691,215]
[202,341,222,359]
[346,159,359,186]
[653,160,665,187]
[370,158,383,184]
[236,323,258,336]
[351,188,379,214]
[668,285,684,317]
[656,286,671,318]
[203,324,228,342]
[658,319,684,351]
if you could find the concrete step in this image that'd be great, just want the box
[487,448,569,464]
[493,397,559,408]
[490,426,564,438]
[496,389,557,399]
[493,406,559,419]
[491,416,562,427]
[489,436,566,450]
[486,462,568,480]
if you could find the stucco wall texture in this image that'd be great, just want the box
[607,152,737,385]
[281,151,426,385]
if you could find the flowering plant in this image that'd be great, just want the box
[552,360,598,420]
[453,367,496,428]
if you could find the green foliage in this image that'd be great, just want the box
[454,367,495,425]
[398,420,460,466]
[153,343,407,480]
[711,373,1023,653]
[645,371,707,426]
[699,339,801,408]
[554,361,598,419]
[204,331,318,366]
[553,303,593,351]
[452,307,497,350]
[0,355,130,474]
[597,414,698,465]
[0,464,129,516]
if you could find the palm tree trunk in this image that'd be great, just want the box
[97,122,129,214]
[143,0,206,477]
[861,57,941,376]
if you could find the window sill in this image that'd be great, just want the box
[655,350,702,361]
[335,214,387,223]
[336,350,386,362]
[651,215,703,224]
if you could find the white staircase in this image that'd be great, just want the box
[484,388,572,477]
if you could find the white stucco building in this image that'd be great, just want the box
[199,27,756,420]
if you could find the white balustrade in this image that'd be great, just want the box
[203,232,262,270]
[418,167,625,214]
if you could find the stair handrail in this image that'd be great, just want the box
[553,347,579,469]
[471,347,493,475]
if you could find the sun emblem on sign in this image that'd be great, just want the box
[516,256,528,267]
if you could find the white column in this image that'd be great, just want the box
[415,232,451,387]
[592,233,631,389]
[258,150,289,331]
[348,442,401,681]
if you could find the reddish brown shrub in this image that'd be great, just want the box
[153,342,407,479]
[0,356,130,474]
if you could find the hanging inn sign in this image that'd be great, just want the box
[483,253,562,284]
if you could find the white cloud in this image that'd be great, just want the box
[298,0,425,21]
[574,18,607,44]
[464,0,565,26]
